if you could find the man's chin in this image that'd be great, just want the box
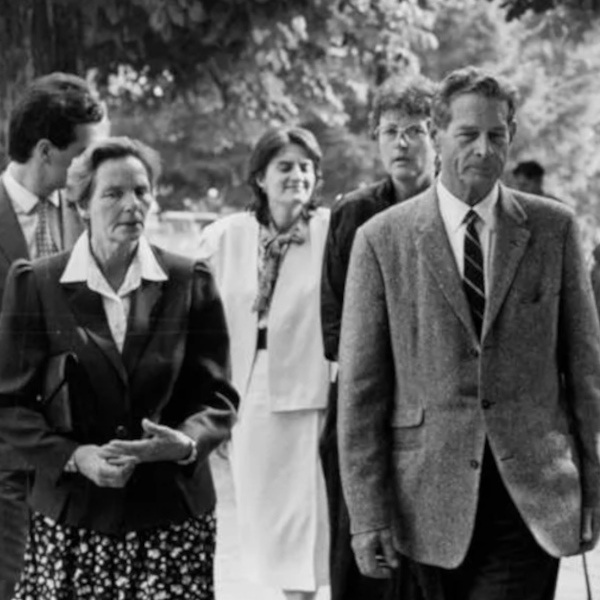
[390,164,414,179]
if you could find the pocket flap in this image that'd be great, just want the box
[392,405,424,428]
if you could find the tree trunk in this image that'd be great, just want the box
[0,0,84,165]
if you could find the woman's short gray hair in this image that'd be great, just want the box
[66,136,161,210]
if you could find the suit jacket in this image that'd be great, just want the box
[0,175,83,470]
[338,184,600,568]
[321,177,401,361]
[199,209,330,411]
[0,245,239,534]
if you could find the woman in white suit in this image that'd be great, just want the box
[199,127,330,600]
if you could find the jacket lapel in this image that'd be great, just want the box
[415,189,478,342]
[0,178,29,265]
[482,186,530,339]
[122,280,164,376]
[62,282,128,384]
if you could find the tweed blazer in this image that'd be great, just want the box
[199,208,330,411]
[0,245,238,534]
[0,175,83,470]
[338,184,600,568]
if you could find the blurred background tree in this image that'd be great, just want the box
[1,0,600,250]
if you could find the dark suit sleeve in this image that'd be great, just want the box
[0,260,78,481]
[338,228,396,534]
[321,203,345,361]
[164,261,239,462]
[321,198,368,361]
[560,218,600,508]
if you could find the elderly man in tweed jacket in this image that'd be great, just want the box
[338,66,600,600]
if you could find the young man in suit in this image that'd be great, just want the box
[338,66,600,599]
[320,74,436,600]
[0,72,106,600]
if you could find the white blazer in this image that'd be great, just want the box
[199,208,330,412]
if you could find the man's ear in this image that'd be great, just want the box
[428,119,442,155]
[33,139,53,163]
[508,120,517,143]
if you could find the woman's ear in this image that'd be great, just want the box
[75,202,90,222]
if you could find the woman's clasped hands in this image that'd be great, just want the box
[73,418,194,488]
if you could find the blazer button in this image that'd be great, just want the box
[115,425,129,439]
[469,348,479,358]
[470,459,480,469]
[481,399,491,409]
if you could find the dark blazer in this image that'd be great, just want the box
[0,245,239,534]
[339,184,600,567]
[0,175,83,470]
[321,177,399,361]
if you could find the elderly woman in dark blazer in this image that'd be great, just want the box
[0,136,238,600]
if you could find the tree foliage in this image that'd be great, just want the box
[493,0,600,21]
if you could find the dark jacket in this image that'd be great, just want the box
[0,246,238,534]
[0,176,83,470]
[321,177,406,361]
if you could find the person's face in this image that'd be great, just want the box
[257,143,317,213]
[431,93,515,205]
[79,156,154,257]
[47,122,105,191]
[377,110,434,185]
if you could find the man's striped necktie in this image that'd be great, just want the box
[463,209,485,338]
[35,198,59,258]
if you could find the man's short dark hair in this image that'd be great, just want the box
[8,72,105,163]
[513,160,544,180]
[369,74,437,138]
[431,66,518,130]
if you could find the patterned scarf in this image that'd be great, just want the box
[252,213,310,320]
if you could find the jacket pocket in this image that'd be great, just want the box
[392,406,425,451]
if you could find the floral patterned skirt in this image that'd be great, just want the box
[13,510,216,600]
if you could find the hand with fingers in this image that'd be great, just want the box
[102,418,195,464]
[351,527,400,579]
[73,445,139,488]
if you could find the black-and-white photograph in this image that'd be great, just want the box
[0,1,599,599]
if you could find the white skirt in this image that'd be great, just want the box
[229,350,330,591]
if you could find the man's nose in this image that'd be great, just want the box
[393,132,409,148]
[474,134,492,156]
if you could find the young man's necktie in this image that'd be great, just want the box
[35,198,59,258]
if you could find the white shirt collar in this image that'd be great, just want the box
[60,231,168,296]
[4,162,60,213]
[437,179,499,232]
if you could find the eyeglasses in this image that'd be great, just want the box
[377,123,428,144]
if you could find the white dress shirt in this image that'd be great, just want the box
[60,232,167,352]
[437,180,498,296]
[4,163,62,258]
